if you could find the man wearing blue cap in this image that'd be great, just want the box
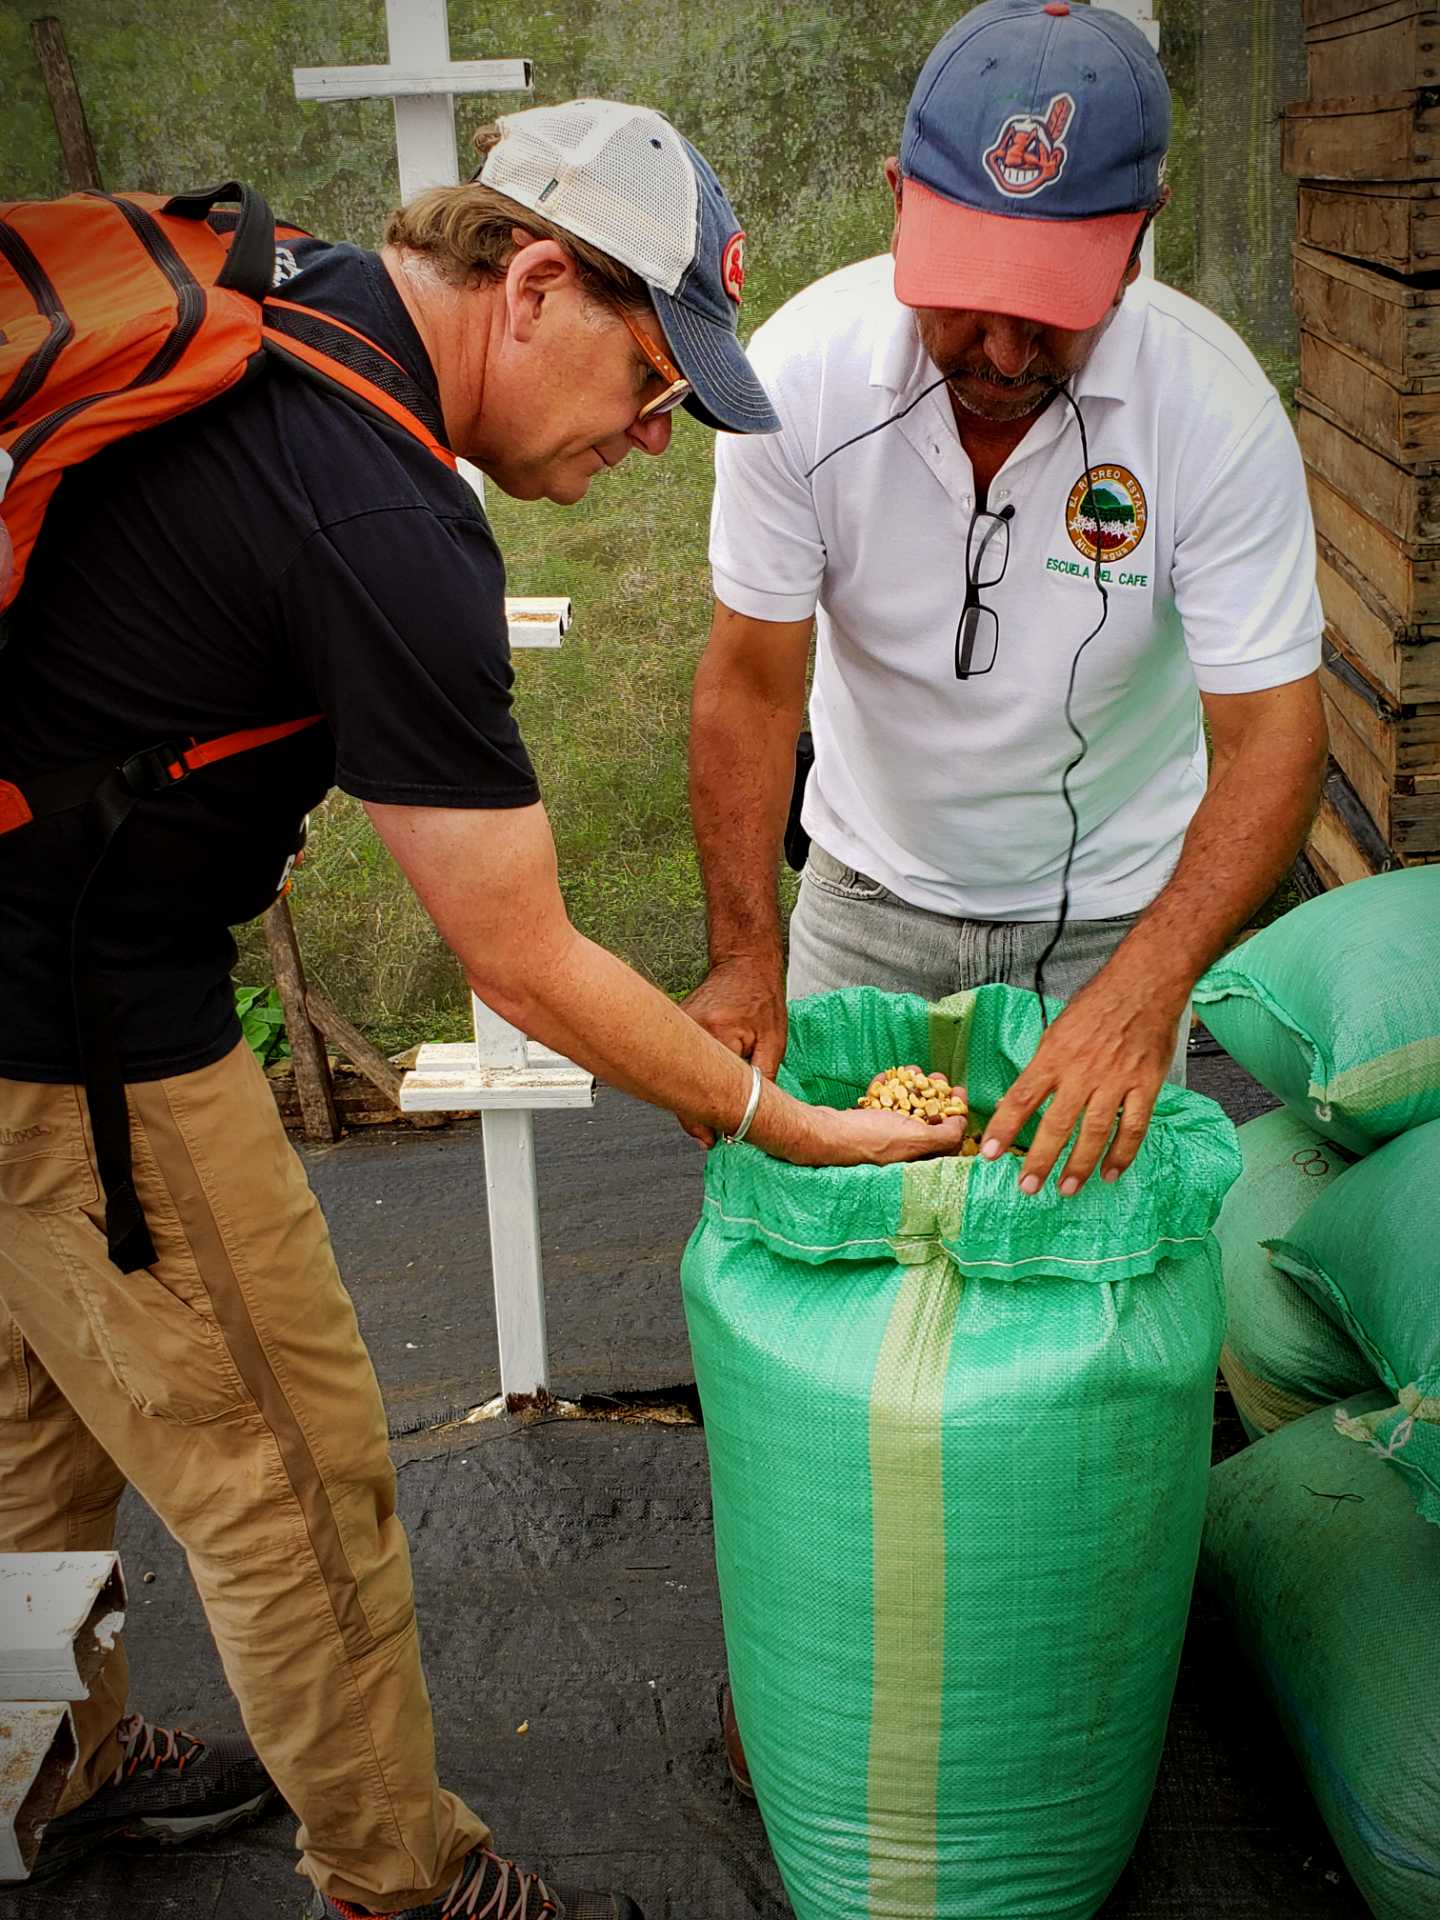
[687,0,1327,1201]
[0,101,963,1920]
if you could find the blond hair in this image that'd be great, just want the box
[384,123,651,309]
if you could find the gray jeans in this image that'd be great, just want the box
[788,843,1189,1086]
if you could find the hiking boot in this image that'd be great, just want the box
[721,1686,755,1800]
[27,1711,277,1882]
[309,1846,644,1918]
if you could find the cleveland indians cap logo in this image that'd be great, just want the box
[984,93,1076,197]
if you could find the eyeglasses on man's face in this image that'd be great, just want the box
[955,504,1013,679]
[610,302,692,423]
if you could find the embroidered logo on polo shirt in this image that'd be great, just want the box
[1065,464,1148,563]
[984,94,1075,198]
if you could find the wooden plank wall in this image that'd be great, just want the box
[1285,0,1440,878]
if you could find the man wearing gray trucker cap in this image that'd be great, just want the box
[0,100,962,1920]
[687,1,1327,1216]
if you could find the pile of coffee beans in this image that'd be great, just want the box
[857,1066,967,1124]
[857,1066,1022,1157]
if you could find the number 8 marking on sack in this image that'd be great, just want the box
[1292,1147,1330,1177]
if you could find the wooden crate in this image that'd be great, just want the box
[1305,759,1438,879]
[1299,328,1440,463]
[1299,397,1440,540]
[1305,2,1440,100]
[1321,642,1440,848]
[1283,89,1440,183]
[1298,181,1440,269]
[1316,534,1440,700]
[1293,242,1440,381]
[1307,762,1396,879]
[1307,465,1440,620]
[1304,0,1423,24]
[1324,631,1440,762]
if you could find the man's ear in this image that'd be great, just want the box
[504,234,576,344]
[1115,184,1171,305]
[883,156,903,253]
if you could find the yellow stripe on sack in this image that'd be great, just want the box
[867,1252,961,1918]
[1319,1032,1440,1114]
[1218,1342,1324,1437]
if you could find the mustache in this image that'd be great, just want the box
[942,361,1064,390]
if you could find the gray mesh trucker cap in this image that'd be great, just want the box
[480,99,780,433]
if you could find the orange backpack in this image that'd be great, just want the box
[0,180,455,613]
[0,183,456,1271]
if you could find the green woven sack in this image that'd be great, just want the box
[1200,1394,1440,1920]
[682,985,1240,1920]
[1215,1110,1377,1440]
[1193,868,1440,1155]
[1266,1117,1440,1529]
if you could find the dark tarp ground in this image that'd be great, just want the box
[3,1049,1371,1919]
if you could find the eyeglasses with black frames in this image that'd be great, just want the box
[955,503,1015,679]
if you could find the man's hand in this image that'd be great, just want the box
[796,1106,968,1167]
[683,956,788,1073]
[679,956,788,1146]
[980,959,1184,1195]
[982,674,1327,1194]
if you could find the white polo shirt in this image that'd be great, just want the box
[710,255,1323,921]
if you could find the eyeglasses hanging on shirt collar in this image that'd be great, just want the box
[955,503,1015,679]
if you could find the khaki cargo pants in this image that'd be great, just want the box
[0,1040,488,1908]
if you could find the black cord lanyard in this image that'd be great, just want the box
[1032,384,1108,1028]
[803,369,1109,1026]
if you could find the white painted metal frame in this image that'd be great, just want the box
[293,59,532,107]
[0,1553,127,1702]
[401,999,593,1399]
[294,0,533,202]
[0,1553,124,1882]
[0,1705,76,1881]
[505,595,573,650]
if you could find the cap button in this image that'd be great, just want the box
[1044,2,1070,12]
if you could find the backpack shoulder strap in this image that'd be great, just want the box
[261,298,456,469]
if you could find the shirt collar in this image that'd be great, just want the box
[868,261,1149,407]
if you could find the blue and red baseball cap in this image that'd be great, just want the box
[895,0,1171,330]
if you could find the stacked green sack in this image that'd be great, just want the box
[682,983,1241,1920]
[1194,871,1440,1919]
[1194,870,1440,1498]
[1194,867,1440,1154]
[1266,1117,1440,1529]
[1212,1109,1379,1440]
[1201,1396,1440,1920]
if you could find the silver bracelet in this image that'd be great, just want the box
[722,1062,763,1146]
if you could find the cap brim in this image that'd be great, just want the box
[894,179,1146,331]
[651,290,781,435]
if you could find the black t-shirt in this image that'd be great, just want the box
[0,241,539,1083]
